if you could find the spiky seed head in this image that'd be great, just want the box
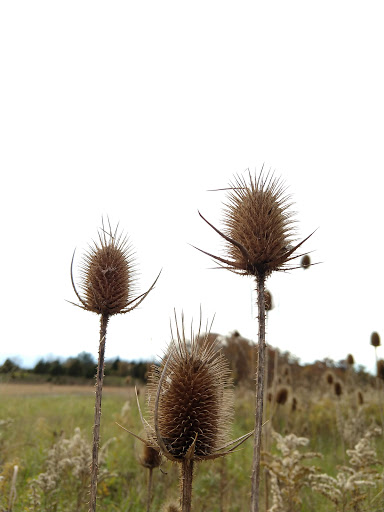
[346,354,355,366]
[334,381,343,396]
[161,504,181,512]
[138,444,162,469]
[371,332,381,347]
[73,222,136,316]
[291,396,298,412]
[265,290,274,311]
[275,386,289,405]
[377,359,384,380]
[301,254,311,269]
[222,171,305,277]
[325,371,334,385]
[147,318,234,461]
[357,390,364,405]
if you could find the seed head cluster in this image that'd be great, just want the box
[147,322,233,462]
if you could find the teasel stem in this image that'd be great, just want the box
[373,347,384,436]
[89,313,109,512]
[180,459,194,512]
[146,468,154,512]
[250,272,266,512]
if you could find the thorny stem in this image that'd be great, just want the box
[146,468,154,512]
[89,313,109,512]
[374,347,384,436]
[180,459,194,512]
[250,273,266,512]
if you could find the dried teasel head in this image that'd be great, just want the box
[301,254,311,269]
[161,503,181,512]
[138,443,162,469]
[70,219,160,316]
[146,313,253,463]
[346,354,355,366]
[357,390,364,406]
[377,359,384,380]
[194,170,314,278]
[334,381,343,397]
[275,386,289,405]
[325,371,334,385]
[371,332,381,348]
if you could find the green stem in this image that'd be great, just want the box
[250,273,266,512]
[89,313,109,512]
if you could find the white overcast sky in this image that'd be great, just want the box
[1,1,383,373]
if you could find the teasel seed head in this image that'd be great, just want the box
[357,390,364,406]
[146,313,252,463]
[291,396,298,412]
[275,386,289,405]
[346,354,355,366]
[70,218,160,316]
[194,170,314,278]
[325,371,334,385]
[371,332,381,348]
[334,381,343,397]
[301,254,311,269]
[138,443,162,469]
[161,503,181,512]
[377,359,384,380]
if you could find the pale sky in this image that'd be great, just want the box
[1,1,383,373]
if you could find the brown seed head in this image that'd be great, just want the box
[78,223,135,315]
[301,254,311,269]
[161,504,181,512]
[357,390,364,405]
[138,443,162,469]
[275,386,289,405]
[291,396,298,412]
[346,354,355,366]
[147,315,234,461]
[371,332,381,347]
[334,381,343,397]
[196,170,313,278]
[325,371,334,385]
[377,359,384,380]
[70,219,160,316]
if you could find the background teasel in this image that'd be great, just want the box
[195,169,313,512]
[70,219,160,512]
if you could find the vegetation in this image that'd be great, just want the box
[1,348,383,511]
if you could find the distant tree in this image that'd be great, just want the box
[0,358,19,374]
[34,359,50,374]
[49,359,65,376]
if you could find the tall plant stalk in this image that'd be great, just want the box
[180,460,194,512]
[69,219,160,512]
[251,273,266,511]
[89,313,109,510]
[195,170,313,512]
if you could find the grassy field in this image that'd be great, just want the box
[0,380,383,511]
